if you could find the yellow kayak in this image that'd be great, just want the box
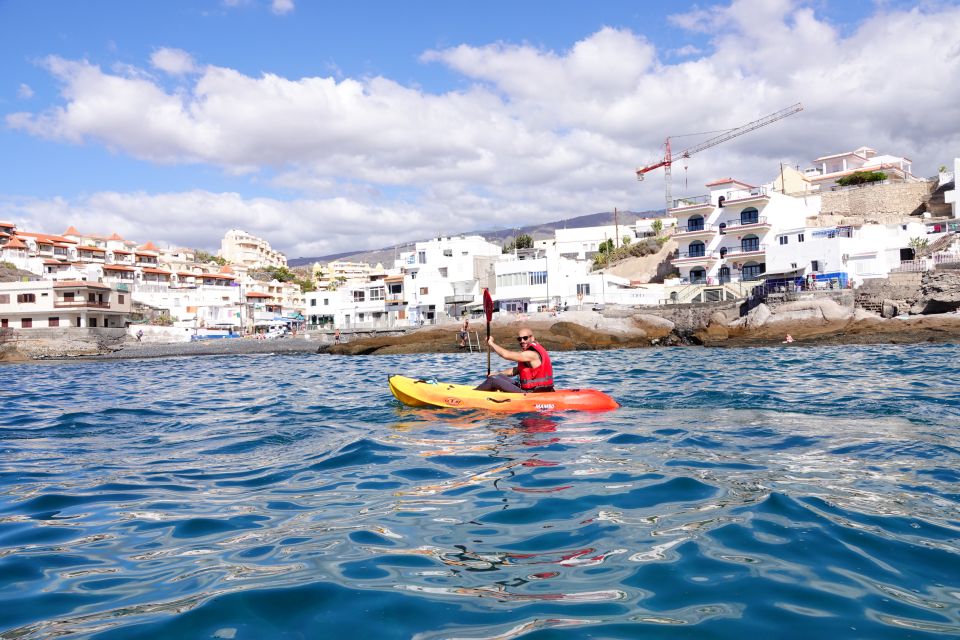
[388,374,619,412]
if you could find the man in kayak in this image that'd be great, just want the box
[474,328,554,393]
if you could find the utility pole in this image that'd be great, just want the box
[614,208,620,249]
[780,162,786,194]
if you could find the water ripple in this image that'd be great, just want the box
[1,346,959,638]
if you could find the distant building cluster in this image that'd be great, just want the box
[2,147,959,338]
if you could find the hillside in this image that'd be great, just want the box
[288,209,662,267]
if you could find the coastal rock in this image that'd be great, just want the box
[882,299,899,319]
[918,271,960,314]
[631,314,674,336]
[730,303,771,329]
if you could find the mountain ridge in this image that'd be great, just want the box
[288,208,663,268]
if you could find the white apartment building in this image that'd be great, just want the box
[219,229,287,269]
[0,280,131,329]
[670,178,818,284]
[944,157,959,220]
[398,235,502,324]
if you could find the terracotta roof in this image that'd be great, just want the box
[3,237,28,249]
[107,232,125,241]
[135,251,159,256]
[142,268,172,275]
[112,249,132,254]
[103,264,136,271]
[53,280,110,290]
[245,292,273,298]
[706,178,755,188]
[0,220,15,227]
[17,231,76,244]
[201,273,235,280]
[219,265,235,274]
[43,259,66,265]
[78,246,107,253]
[178,271,199,277]
[63,226,81,236]
[138,241,160,251]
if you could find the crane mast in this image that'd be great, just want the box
[636,102,803,210]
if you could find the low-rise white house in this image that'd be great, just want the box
[765,221,930,287]
[0,280,131,329]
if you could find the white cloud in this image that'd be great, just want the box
[271,0,294,15]
[17,83,34,99]
[150,47,199,76]
[6,0,960,255]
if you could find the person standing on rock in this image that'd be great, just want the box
[474,327,554,393]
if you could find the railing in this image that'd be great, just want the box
[670,194,711,209]
[676,250,712,259]
[675,223,715,235]
[54,301,111,309]
[723,186,769,202]
[722,216,769,229]
[722,243,768,256]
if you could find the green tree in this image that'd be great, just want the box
[909,237,929,255]
[652,219,663,237]
[515,233,533,249]
[622,235,632,246]
[194,250,227,265]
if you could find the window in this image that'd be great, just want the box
[438,267,448,278]
[353,291,365,302]
[118,295,124,304]
[741,207,759,224]
[797,233,805,243]
[17,293,36,303]
[779,236,788,245]
[310,299,317,307]
[686,216,705,232]
[48,317,59,327]
[388,284,402,295]
[0,295,8,304]
[688,241,705,257]
[418,251,426,264]
[742,264,763,280]
[323,298,329,305]
[22,318,32,328]
[741,237,760,252]
[811,260,820,272]
[531,271,548,285]
[89,318,97,327]
[0,319,6,327]
[370,288,385,301]
[576,283,591,296]
[419,287,429,295]
[443,249,453,257]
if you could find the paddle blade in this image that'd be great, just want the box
[483,288,494,323]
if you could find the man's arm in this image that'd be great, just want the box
[487,337,541,367]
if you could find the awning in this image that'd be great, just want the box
[763,269,804,279]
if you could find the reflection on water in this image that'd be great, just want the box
[1,345,959,639]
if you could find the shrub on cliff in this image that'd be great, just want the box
[836,171,887,187]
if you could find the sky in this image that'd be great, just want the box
[1,0,958,260]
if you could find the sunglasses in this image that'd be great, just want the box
[516,335,533,343]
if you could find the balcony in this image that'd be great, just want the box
[719,243,768,258]
[668,194,713,213]
[54,301,112,309]
[444,294,474,304]
[673,222,716,239]
[721,216,772,232]
[673,250,717,265]
[721,186,770,206]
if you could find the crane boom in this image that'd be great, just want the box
[636,102,803,210]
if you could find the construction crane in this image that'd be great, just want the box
[636,102,804,211]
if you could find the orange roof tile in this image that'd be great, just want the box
[706,177,755,188]
[103,264,136,271]
[0,220,15,227]
[142,267,172,275]
[78,246,107,253]
[201,273,235,280]
[107,232,125,241]
[17,231,76,244]
[112,249,132,254]
[245,292,272,298]
[3,237,28,249]
[63,226,81,236]
[138,241,160,251]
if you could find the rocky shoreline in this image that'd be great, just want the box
[4,301,960,364]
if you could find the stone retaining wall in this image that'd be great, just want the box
[819,181,933,224]
[1,327,127,358]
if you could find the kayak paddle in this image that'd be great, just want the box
[483,288,493,377]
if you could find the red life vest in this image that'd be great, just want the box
[518,342,554,391]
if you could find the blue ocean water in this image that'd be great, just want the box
[1,345,959,639]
